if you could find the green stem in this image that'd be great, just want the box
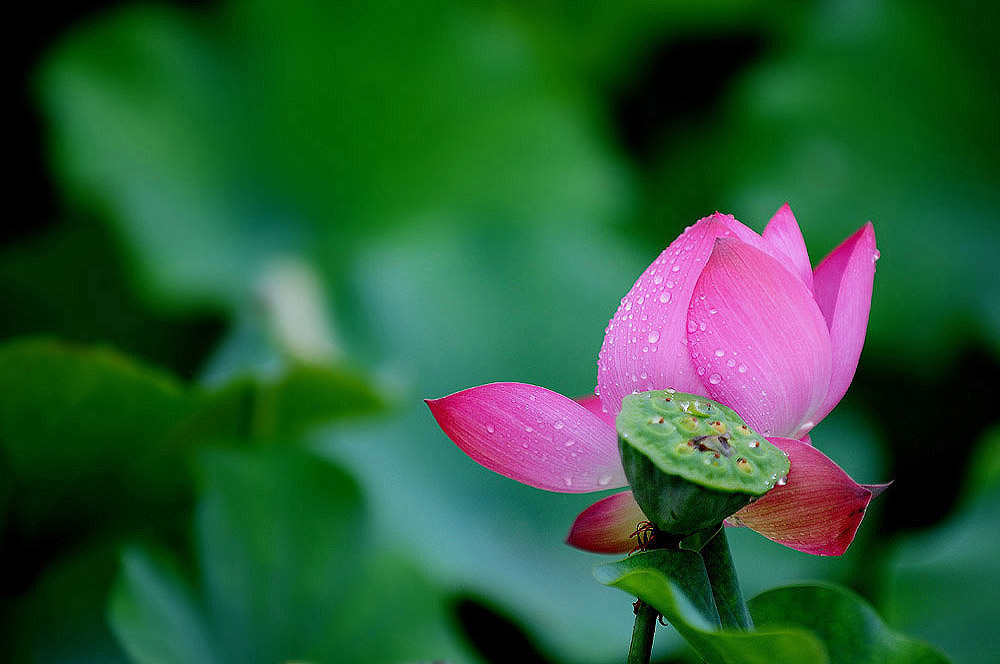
[627,600,658,664]
[700,525,752,630]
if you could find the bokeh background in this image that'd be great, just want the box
[5,0,999,662]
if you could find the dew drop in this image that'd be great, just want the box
[697,366,706,376]
[597,474,612,486]
[525,426,533,433]
[659,291,671,304]
[777,476,788,486]
[554,421,564,430]
[671,265,680,272]
[563,475,574,487]
[708,373,721,385]
[726,358,736,367]
[625,300,633,312]
[666,280,675,289]
[687,320,698,333]
[699,322,707,331]
[647,330,661,344]
[714,349,725,357]
[738,364,747,373]
[486,424,495,433]
[873,249,881,261]
[653,274,664,285]
[564,439,574,447]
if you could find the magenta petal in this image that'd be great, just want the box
[596,214,736,417]
[687,238,832,437]
[426,382,626,493]
[576,393,618,429]
[566,491,647,554]
[730,437,881,556]
[762,203,814,291]
[810,223,878,425]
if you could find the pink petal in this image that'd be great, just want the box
[576,393,618,429]
[426,382,626,493]
[762,203,814,291]
[687,238,832,437]
[809,223,878,425]
[566,491,648,554]
[596,214,739,417]
[729,437,881,556]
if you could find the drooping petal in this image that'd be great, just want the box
[809,223,878,426]
[762,203,814,291]
[576,392,618,430]
[426,382,626,493]
[566,491,647,554]
[596,214,736,417]
[687,238,832,437]
[729,437,881,556]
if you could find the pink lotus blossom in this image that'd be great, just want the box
[427,205,885,556]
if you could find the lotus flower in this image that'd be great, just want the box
[427,205,884,556]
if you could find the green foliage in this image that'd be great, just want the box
[597,550,827,664]
[600,552,950,664]
[108,449,471,664]
[750,585,949,664]
[881,429,1000,664]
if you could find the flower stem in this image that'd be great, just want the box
[700,525,752,630]
[627,600,658,664]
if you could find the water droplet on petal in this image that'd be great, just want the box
[525,426,533,433]
[486,424,495,433]
[653,274,663,285]
[554,421,564,430]
[659,291,671,304]
[598,474,612,486]
[647,330,660,344]
[715,349,725,357]
[726,358,736,367]
[671,265,680,272]
[708,373,721,385]
[697,367,706,376]
[563,475,573,487]
[738,364,747,373]
[777,476,788,486]
[687,320,698,333]
[699,322,707,331]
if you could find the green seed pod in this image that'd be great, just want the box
[617,389,790,535]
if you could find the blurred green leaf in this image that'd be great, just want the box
[38,0,631,310]
[0,337,199,542]
[596,550,826,664]
[109,448,473,664]
[882,429,1000,664]
[1,540,131,664]
[110,547,222,664]
[749,584,950,664]
[0,337,383,546]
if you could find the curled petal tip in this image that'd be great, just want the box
[865,481,892,498]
